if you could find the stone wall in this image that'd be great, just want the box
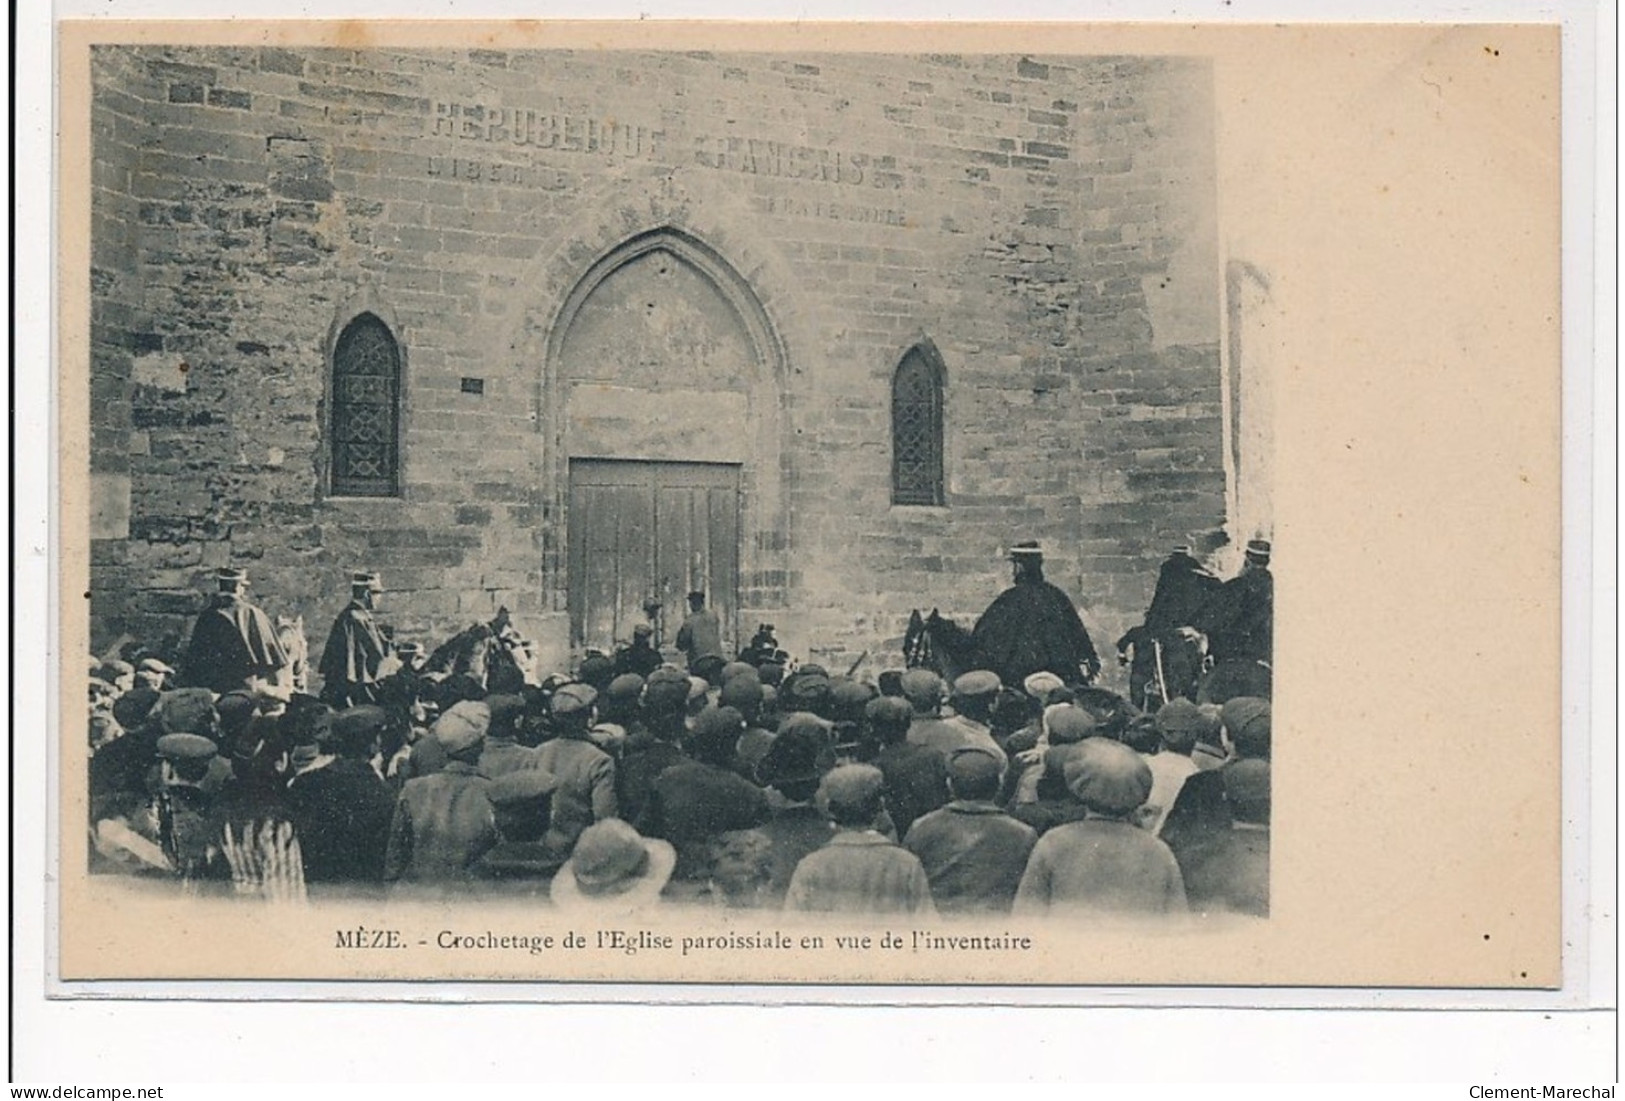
[86,45,1227,682]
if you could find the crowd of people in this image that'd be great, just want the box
[85,541,1272,922]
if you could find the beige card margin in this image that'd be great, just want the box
[54,19,1563,988]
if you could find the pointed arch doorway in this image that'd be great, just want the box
[548,227,787,658]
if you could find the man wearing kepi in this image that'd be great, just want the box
[1195,539,1274,666]
[972,541,1101,688]
[318,570,397,709]
[183,566,289,695]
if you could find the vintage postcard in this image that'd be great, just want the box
[54,19,1563,990]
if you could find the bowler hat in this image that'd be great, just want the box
[756,714,835,787]
[577,653,616,689]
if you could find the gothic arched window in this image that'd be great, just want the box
[329,313,401,497]
[891,343,945,506]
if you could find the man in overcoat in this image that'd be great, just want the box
[971,542,1100,688]
[183,567,289,695]
[318,571,397,709]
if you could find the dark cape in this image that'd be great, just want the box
[183,594,288,694]
[972,579,1099,688]
[1194,568,1273,664]
[317,602,391,708]
[1115,552,1223,704]
[1143,553,1222,633]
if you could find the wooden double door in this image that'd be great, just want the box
[567,459,741,655]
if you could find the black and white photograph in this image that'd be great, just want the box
[51,19,1566,991]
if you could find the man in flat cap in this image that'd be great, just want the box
[675,590,726,684]
[382,700,498,887]
[1135,699,1214,835]
[533,683,618,859]
[784,764,935,916]
[904,747,1036,915]
[183,566,290,696]
[318,571,398,710]
[1194,539,1274,667]
[475,768,566,896]
[971,541,1101,689]
[943,670,1008,759]
[1014,737,1186,917]
[901,669,1008,772]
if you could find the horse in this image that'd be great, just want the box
[1119,625,1208,711]
[1195,657,1272,704]
[272,614,309,697]
[902,608,986,685]
[423,607,529,695]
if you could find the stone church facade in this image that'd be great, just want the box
[86,44,1232,675]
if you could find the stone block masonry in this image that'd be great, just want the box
[87,45,1229,679]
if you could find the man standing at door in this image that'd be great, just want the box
[676,590,725,684]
